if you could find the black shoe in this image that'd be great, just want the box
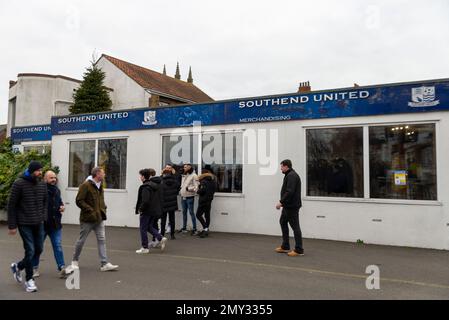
[170,234,176,240]
[176,228,186,234]
[191,230,199,236]
[199,230,209,238]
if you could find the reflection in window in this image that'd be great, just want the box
[369,124,436,200]
[162,134,199,174]
[23,145,50,154]
[202,132,243,193]
[98,139,127,190]
[307,127,364,198]
[69,141,95,188]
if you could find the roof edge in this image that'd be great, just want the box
[17,73,82,83]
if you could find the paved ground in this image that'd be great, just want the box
[0,223,448,300]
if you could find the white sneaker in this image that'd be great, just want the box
[33,268,40,278]
[24,279,38,293]
[160,237,168,251]
[100,262,119,272]
[150,240,161,248]
[65,261,79,275]
[11,262,23,283]
[136,247,150,254]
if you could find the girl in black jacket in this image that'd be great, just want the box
[195,170,217,238]
[160,167,180,239]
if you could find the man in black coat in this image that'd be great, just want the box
[31,170,66,278]
[275,159,304,256]
[8,161,48,292]
[160,165,180,240]
[135,168,167,254]
[196,169,217,238]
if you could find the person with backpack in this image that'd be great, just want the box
[195,168,217,238]
[135,168,167,254]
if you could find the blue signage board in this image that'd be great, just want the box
[11,79,449,141]
[51,80,449,136]
[10,125,52,144]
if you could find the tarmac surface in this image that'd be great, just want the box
[1,223,448,300]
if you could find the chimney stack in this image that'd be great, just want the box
[298,81,311,93]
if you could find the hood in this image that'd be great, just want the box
[150,176,162,184]
[87,176,102,189]
[162,174,177,186]
[145,176,162,190]
[21,169,37,183]
[199,172,215,181]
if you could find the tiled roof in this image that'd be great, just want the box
[101,54,213,103]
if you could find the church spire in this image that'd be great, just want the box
[187,66,193,83]
[162,64,166,75]
[175,62,181,80]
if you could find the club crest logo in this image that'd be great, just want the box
[408,86,439,107]
[142,110,157,126]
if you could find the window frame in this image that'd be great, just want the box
[160,129,245,197]
[67,137,129,191]
[303,120,440,205]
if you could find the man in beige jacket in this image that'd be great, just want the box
[178,163,199,235]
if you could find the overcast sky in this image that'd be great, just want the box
[1,0,449,124]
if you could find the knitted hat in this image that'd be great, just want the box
[28,161,43,173]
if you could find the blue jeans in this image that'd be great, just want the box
[182,197,196,230]
[32,228,66,271]
[17,223,45,281]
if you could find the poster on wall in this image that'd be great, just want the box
[394,170,408,186]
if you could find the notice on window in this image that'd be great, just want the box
[394,171,407,186]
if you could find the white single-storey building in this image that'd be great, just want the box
[10,78,449,250]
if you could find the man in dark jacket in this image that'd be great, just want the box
[65,167,119,274]
[8,161,47,293]
[196,169,217,238]
[135,168,167,254]
[160,165,180,240]
[275,159,304,256]
[31,171,67,278]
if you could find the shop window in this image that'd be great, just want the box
[307,127,364,198]
[162,134,199,174]
[202,132,243,193]
[161,132,243,193]
[369,124,436,200]
[69,140,95,188]
[23,145,50,154]
[69,139,128,189]
[98,139,127,190]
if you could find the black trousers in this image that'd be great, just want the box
[161,211,175,236]
[196,202,212,229]
[150,219,159,241]
[279,208,303,252]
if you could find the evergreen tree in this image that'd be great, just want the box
[70,62,112,114]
